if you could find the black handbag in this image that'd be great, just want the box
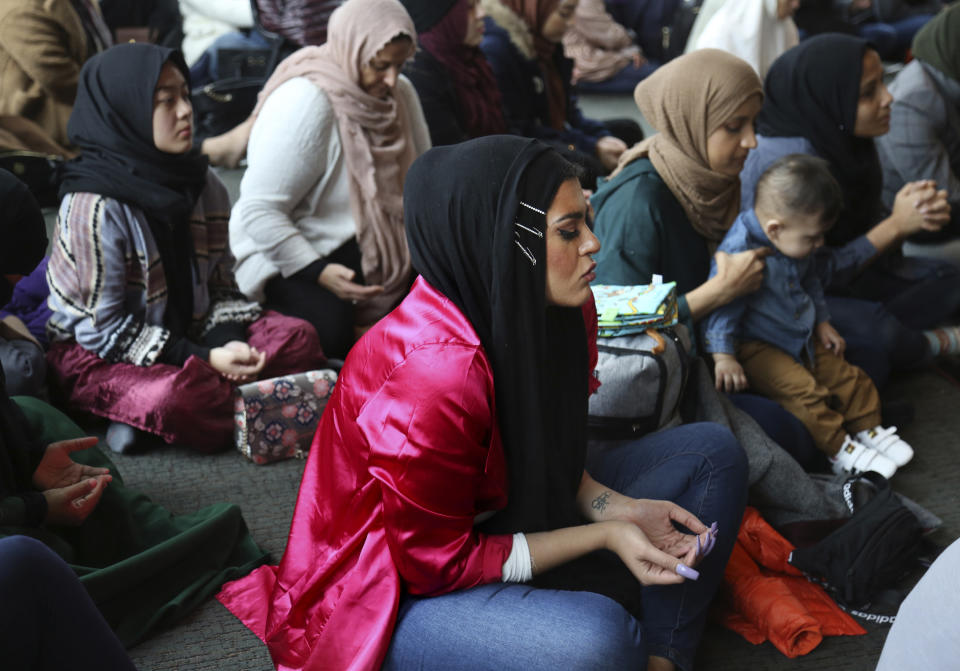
[190,39,291,140]
[215,47,274,80]
[191,77,264,140]
[788,472,923,609]
[0,151,64,207]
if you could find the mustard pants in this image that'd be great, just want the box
[737,340,882,456]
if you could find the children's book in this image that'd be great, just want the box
[592,282,679,337]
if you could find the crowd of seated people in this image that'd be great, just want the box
[1,0,959,669]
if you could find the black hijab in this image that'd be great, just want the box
[757,34,882,246]
[0,169,48,306]
[405,136,588,535]
[59,43,209,334]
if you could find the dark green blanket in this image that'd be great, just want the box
[3,396,268,647]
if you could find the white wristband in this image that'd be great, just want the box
[501,532,534,583]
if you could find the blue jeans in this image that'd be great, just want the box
[577,59,660,94]
[830,254,960,386]
[386,584,646,671]
[857,15,935,61]
[384,422,748,671]
[0,536,135,670]
[729,393,825,471]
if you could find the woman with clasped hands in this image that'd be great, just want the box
[229,0,431,359]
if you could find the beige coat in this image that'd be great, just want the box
[0,0,91,148]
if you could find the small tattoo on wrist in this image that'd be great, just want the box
[591,491,611,515]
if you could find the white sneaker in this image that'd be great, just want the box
[830,435,898,479]
[856,425,914,467]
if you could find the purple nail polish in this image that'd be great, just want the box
[676,563,700,580]
[696,535,702,557]
[705,535,716,556]
[710,521,718,534]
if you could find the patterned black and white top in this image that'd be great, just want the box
[47,169,262,366]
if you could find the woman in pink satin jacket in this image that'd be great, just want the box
[218,135,749,671]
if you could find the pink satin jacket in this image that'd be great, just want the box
[218,277,515,671]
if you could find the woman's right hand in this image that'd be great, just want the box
[318,263,385,302]
[712,247,772,302]
[603,520,693,586]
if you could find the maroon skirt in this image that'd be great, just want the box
[47,311,325,451]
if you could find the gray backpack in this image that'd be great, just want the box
[588,325,691,439]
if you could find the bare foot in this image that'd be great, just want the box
[201,116,254,168]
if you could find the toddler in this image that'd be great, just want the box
[702,154,913,478]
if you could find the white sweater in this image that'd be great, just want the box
[229,75,431,302]
[178,0,253,66]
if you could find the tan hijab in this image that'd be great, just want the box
[613,48,763,242]
[252,0,417,325]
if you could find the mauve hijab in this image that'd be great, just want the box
[502,0,567,129]
[416,0,507,138]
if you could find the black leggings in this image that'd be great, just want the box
[263,238,363,360]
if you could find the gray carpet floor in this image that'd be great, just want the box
[107,364,959,671]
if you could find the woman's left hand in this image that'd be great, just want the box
[578,473,715,565]
[32,436,109,490]
[613,498,712,563]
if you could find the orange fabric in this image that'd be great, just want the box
[716,507,866,658]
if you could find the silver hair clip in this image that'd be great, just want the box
[514,235,537,266]
[514,221,543,238]
[519,200,546,216]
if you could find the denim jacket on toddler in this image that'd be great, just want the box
[701,208,869,363]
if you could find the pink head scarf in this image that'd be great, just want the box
[253,0,418,325]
